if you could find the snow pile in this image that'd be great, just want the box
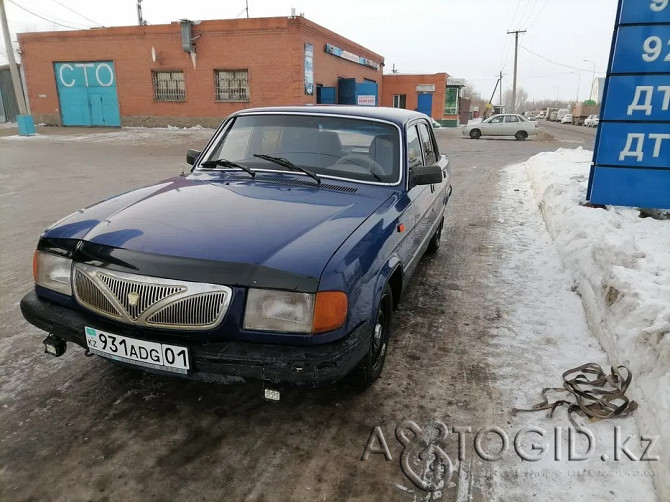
[522,148,670,499]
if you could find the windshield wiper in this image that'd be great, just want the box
[253,154,321,185]
[200,158,255,178]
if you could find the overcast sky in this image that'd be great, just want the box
[1,0,618,102]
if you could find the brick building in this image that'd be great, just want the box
[17,16,384,127]
[380,73,468,126]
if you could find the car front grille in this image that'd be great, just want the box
[73,263,232,330]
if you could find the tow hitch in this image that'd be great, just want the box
[43,335,66,357]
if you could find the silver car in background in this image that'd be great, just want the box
[462,114,539,141]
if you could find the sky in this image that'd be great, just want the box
[0,0,618,102]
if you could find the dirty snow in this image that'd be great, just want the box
[0,125,214,144]
[510,148,668,500]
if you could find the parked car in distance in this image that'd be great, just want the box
[461,113,539,140]
[20,106,452,393]
[560,113,574,124]
[584,115,599,127]
[556,108,570,122]
[549,111,558,121]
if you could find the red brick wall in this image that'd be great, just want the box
[381,73,448,119]
[17,17,384,126]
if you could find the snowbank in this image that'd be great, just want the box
[523,148,670,500]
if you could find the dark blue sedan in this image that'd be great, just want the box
[21,106,452,390]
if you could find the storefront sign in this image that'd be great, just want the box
[304,43,314,96]
[357,95,376,106]
[588,0,670,209]
[446,77,466,86]
[324,43,380,70]
[416,84,436,92]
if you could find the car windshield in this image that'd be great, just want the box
[200,114,401,184]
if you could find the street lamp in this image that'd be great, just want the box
[583,59,596,101]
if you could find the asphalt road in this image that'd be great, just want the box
[0,122,597,501]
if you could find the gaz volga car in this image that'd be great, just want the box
[21,106,452,391]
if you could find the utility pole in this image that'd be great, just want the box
[583,59,596,100]
[499,70,503,112]
[507,29,526,113]
[0,0,34,135]
[245,0,249,18]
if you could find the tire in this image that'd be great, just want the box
[426,217,444,254]
[515,130,528,141]
[469,129,481,139]
[351,284,393,388]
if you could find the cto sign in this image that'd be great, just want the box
[57,62,115,88]
[588,0,670,209]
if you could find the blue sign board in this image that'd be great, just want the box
[603,75,670,121]
[588,0,670,209]
[595,123,670,168]
[619,0,670,24]
[611,25,670,74]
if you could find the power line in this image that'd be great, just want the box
[52,0,104,27]
[527,0,550,29]
[519,44,591,72]
[6,0,82,29]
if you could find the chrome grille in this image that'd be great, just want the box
[74,269,121,318]
[146,292,229,327]
[98,272,185,320]
[72,263,232,330]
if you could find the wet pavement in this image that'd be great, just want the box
[0,123,608,501]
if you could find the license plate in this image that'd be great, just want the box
[85,326,190,374]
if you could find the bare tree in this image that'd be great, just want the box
[503,87,529,113]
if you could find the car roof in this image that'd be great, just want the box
[231,105,428,127]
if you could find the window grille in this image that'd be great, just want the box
[215,70,249,101]
[152,71,186,101]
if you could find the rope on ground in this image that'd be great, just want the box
[511,363,638,431]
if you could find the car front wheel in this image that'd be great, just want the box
[352,284,392,388]
[470,129,481,139]
[515,130,528,140]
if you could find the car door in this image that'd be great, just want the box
[504,114,520,135]
[417,120,447,235]
[403,123,432,274]
[483,115,504,136]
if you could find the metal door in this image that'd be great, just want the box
[317,87,336,104]
[417,93,433,117]
[54,61,121,127]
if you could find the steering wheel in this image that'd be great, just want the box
[334,153,383,174]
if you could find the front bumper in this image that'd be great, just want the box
[20,290,370,386]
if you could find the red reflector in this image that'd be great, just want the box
[397,224,405,233]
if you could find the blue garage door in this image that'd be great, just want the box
[54,61,121,127]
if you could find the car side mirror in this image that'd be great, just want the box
[409,164,443,188]
[186,149,201,166]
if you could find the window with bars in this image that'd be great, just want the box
[392,94,406,109]
[152,71,186,101]
[215,70,249,101]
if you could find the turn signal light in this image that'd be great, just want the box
[312,291,348,333]
[32,250,38,282]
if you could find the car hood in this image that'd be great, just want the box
[43,174,391,280]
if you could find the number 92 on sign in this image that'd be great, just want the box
[85,326,190,373]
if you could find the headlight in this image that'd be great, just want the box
[243,289,347,334]
[33,251,72,296]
